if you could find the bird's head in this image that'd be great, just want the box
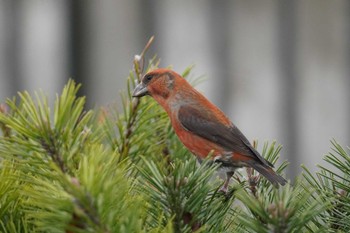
[132,68,181,100]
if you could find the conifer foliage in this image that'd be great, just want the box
[0,38,349,232]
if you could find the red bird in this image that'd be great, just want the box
[133,68,286,192]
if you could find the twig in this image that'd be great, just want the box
[41,136,67,173]
[119,36,155,158]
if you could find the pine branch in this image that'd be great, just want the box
[302,139,350,231]
[138,156,234,233]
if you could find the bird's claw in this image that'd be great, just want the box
[219,186,228,194]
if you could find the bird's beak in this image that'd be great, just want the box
[132,82,149,97]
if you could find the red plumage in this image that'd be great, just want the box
[133,68,286,192]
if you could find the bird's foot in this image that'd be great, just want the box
[219,185,228,194]
[218,184,236,200]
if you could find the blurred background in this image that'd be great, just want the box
[0,0,349,178]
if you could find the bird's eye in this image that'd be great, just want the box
[144,74,153,83]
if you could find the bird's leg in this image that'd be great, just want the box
[219,171,234,193]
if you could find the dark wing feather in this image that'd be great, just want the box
[178,106,273,167]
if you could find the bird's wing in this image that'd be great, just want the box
[178,105,273,167]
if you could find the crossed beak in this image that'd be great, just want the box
[132,82,149,97]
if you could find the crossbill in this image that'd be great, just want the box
[133,68,286,192]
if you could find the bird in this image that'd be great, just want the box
[132,68,286,192]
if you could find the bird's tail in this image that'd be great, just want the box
[248,162,287,187]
